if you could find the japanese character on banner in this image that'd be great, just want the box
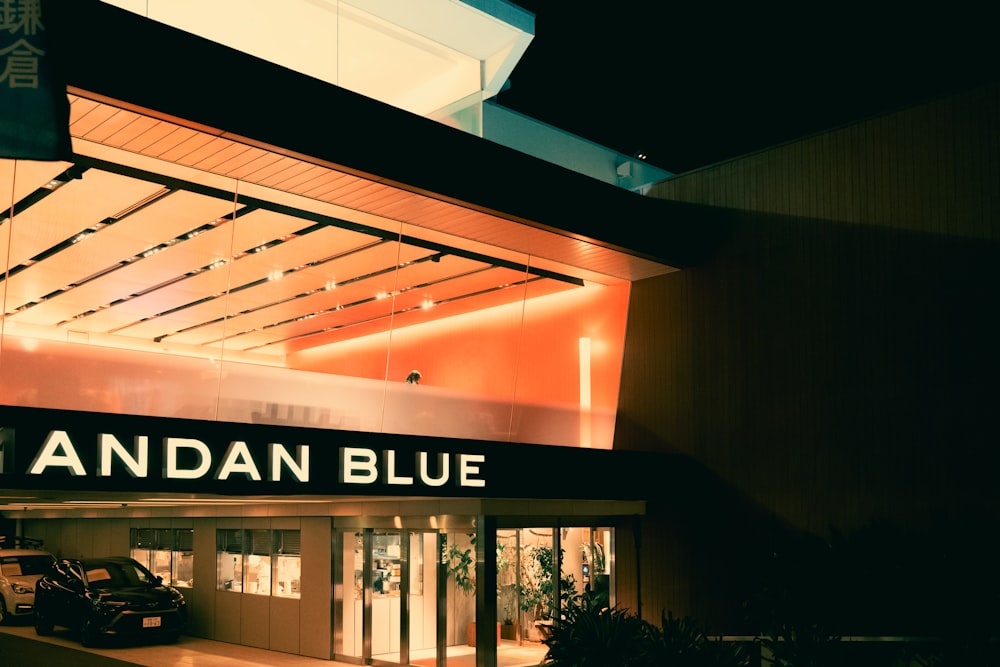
[0,0,72,161]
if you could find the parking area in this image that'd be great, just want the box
[0,623,350,667]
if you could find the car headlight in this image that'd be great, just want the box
[92,598,128,612]
[11,583,33,594]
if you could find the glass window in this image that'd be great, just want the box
[215,528,301,597]
[409,532,424,596]
[372,531,401,598]
[172,529,194,588]
[272,530,301,599]
[216,529,243,592]
[337,531,365,659]
[0,553,54,576]
[245,529,271,596]
[130,528,155,575]
[130,527,192,587]
[150,528,173,582]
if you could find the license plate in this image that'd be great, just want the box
[143,616,162,628]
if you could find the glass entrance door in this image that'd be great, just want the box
[371,530,403,662]
[336,528,441,665]
[336,530,364,660]
[334,522,612,665]
[407,532,438,664]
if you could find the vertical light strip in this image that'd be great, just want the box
[579,336,592,448]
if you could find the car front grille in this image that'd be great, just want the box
[106,608,185,634]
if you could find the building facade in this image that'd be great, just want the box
[2,1,998,665]
[1,3,683,666]
[616,80,1000,636]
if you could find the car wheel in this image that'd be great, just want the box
[81,619,101,647]
[34,609,53,636]
[0,599,7,625]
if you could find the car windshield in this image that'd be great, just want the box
[0,555,55,576]
[83,560,156,589]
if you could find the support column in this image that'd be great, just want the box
[436,533,447,667]
[475,515,497,667]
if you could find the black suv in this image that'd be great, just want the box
[34,556,186,646]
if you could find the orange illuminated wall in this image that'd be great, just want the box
[287,282,630,424]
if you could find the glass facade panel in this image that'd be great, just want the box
[409,532,436,656]
[513,274,629,448]
[497,530,518,632]
[129,527,193,587]
[102,0,486,123]
[211,529,298,596]
[216,529,243,592]
[1,119,630,448]
[371,531,401,660]
[444,531,476,646]
[337,531,364,659]
[151,548,173,582]
[583,527,612,610]
[378,240,526,440]
[272,530,301,599]
[173,550,195,588]
[518,528,553,642]
[244,529,271,596]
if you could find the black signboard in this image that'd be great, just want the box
[0,405,658,501]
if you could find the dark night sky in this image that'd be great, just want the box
[495,2,998,174]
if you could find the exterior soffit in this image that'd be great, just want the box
[67,92,674,285]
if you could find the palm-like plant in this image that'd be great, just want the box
[650,611,755,667]
[541,601,754,667]
[541,600,654,667]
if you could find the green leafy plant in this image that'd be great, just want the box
[541,601,752,667]
[497,540,517,624]
[518,544,578,620]
[443,540,475,595]
[647,610,755,667]
[541,601,654,667]
[442,534,513,597]
[757,623,843,667]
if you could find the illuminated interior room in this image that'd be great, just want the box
[0,95,641,448]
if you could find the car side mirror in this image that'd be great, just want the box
[156,575,163,585]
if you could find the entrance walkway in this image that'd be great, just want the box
[0,623,548,667]
[0,623,354,667]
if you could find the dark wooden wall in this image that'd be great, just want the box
[611,82,1000,632]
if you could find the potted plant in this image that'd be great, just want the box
[499,582,517,639]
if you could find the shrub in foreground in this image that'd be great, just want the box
[541,599,752,667]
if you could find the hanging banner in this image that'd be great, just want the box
[0,0,71,160]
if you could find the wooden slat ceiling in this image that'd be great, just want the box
[0,94,672,361]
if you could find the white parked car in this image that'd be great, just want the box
[0,548,56,624]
